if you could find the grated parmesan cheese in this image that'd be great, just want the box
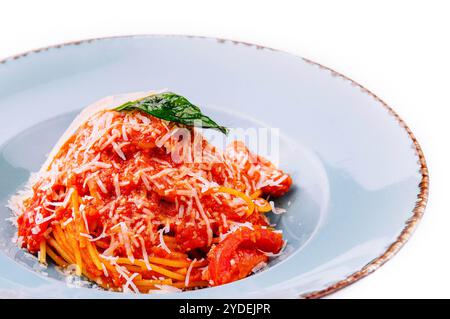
[185,258,197,287]
[112,142,127,161]
[158,223,172,254]
[269,201,287,215]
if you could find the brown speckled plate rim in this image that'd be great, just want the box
[0,34,429,298]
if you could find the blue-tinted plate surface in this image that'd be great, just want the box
[0,35,427,298]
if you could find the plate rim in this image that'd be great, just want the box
[0,34,429,298]
[299,58,429,298]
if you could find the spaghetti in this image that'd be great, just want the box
[8,93,292,293]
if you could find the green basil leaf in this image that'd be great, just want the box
[115,92,228,135]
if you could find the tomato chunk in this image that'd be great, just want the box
[205,227,283,286]
[175,222,208,251]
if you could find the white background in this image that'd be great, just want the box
[0,0,449,298]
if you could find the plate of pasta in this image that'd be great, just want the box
[0,35,428,298]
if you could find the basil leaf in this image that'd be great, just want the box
[115,92,228,135]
